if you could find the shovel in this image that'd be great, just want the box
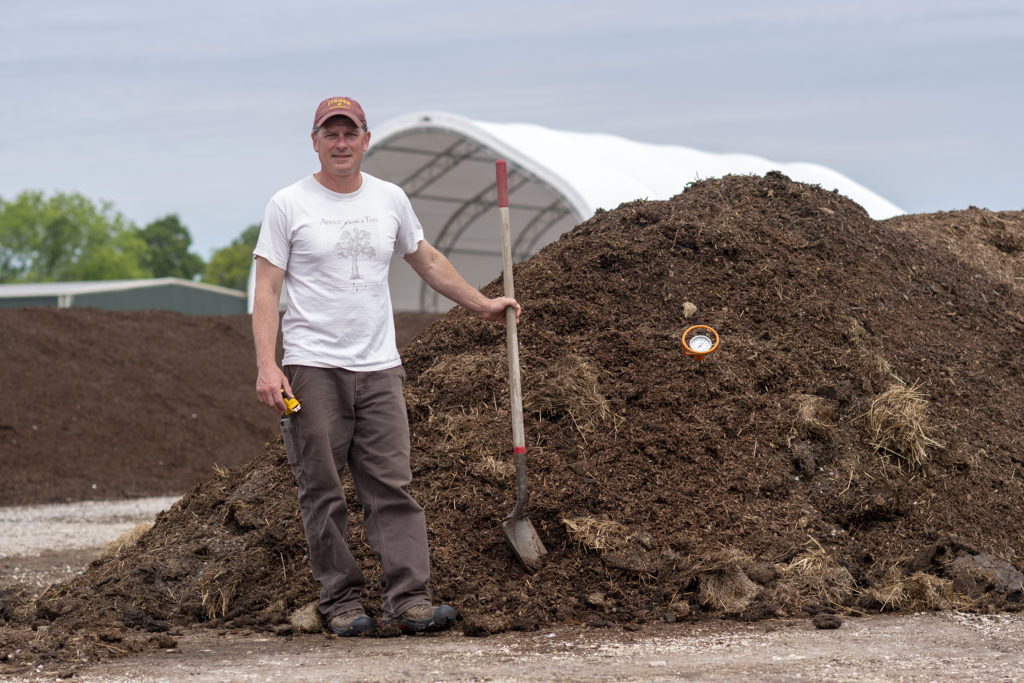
[495,159,547,572]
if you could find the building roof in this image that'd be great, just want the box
[0,277,245,299]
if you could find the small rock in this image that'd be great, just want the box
[952,552,1024,597]
[461,613,510,637]
[683,302,698,318]
[812,613,842,630]
[288,601,324,633]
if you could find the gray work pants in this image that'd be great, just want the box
[280,364,431,621]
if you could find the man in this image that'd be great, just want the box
[252,96,519,636]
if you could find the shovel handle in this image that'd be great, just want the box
[496,160,526,454]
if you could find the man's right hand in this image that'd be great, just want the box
[256,364,293,414]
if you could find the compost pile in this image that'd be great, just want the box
[4,173,1024,664]
[0,310,275,506]
[0,309,438,506]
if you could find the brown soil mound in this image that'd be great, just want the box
[0,310,275,506]
[4,173,1024,666]
[0,310,439,506]
[884,207,1024,294]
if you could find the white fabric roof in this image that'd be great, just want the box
[251,111,903,314]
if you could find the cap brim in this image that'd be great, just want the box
[315,111,364,128]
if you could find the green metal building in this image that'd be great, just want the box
[0,278,247,315]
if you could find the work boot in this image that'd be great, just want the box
[328,609,374,637]
[394,604,456,633]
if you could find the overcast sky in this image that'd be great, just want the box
[2,0,1021,257]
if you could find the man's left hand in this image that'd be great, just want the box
[480,296,520,324]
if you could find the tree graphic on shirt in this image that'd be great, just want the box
[336,228,376,280]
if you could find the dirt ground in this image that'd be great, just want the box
[2,172,1024,678]
[26,611,1024,681]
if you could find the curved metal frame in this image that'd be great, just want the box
[366,126,590,312]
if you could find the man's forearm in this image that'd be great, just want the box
[251,257,286,370]
[407,242,489,314]
[252,294,281,370]
[422,257,489,313]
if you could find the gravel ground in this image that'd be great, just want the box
[22,612,1024,682]
[0,496,177,589]
[0,497,179,557]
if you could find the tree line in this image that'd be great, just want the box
[0,190,258,291]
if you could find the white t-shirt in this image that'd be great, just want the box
[254,173,424,371]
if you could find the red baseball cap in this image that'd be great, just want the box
[313,96,367,130]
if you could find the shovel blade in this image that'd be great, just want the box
[502,515,547,572]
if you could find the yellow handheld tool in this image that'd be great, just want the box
[682,325,720,361]
[281,391,301,416]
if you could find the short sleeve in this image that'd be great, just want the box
[253,197,290,270]
[393,189,425,257]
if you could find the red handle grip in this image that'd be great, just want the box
[496,160,509,208]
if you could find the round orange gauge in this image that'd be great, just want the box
[682,325,720,361]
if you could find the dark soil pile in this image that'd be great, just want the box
[884,207,1024,294]
[0,310,275,506]
[0,309,439,506]
[4,173,1024,666]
